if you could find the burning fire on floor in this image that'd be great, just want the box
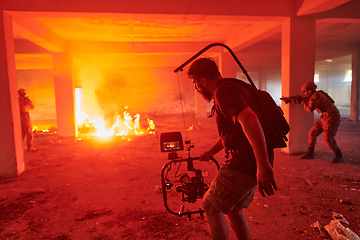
[32,86,156,140]
[76,107,156,139]
[74,86,156,139]
[32,109,156,140]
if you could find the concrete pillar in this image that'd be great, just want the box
[218,52,237,79]
[281,17,316,155]
[52,53,77,138]
[350,44,360,121]
[258,67,266,90]
[0,12,25,178]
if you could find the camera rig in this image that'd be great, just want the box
[160,132,219,219]
[160,43,250,219]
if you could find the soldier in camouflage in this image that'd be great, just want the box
[18,88,35,152]
[299,82,344,163]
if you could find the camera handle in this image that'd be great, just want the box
[160,156,220,219]
[185,140,195,171]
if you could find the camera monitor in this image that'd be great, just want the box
[160,132,184,152]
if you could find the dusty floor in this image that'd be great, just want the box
[1,114,360,240]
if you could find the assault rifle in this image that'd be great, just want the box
[280,95,309,104]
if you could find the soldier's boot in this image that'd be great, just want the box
[330,149,344,163]
[300,147,314,159]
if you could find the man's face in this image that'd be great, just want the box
[192,77,213,102]
[302,89,313,97]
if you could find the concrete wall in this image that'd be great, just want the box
[315,56,352,107]
[14,53,352,132]
[16,69,57,130]
[236,54,352,111]
[15,65,197,131]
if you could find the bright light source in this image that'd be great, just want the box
[343,70,352,82]
[74,88,83,125]
[314,73,319,83]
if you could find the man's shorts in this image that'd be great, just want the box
[204,164,257,215]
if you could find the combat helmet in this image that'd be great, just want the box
[301,82,317,92]
[18,88,26,96]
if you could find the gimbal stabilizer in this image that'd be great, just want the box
[160,132,219,219]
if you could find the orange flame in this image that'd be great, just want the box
[76,109,155,139]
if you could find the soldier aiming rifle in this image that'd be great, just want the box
[281,82,344,163]
[280,94,309,105]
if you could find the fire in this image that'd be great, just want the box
[147,119,155,133]
[73,76,155,139]
[76,108,156,139]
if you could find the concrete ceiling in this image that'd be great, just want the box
[6,0,360,70]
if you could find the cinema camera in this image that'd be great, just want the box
[160,132,219,219]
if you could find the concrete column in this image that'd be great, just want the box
[258,67,266,90]
[0,12,25,178]
[52,53,77,138]
[218,52,237,79]
[350,44,360,121]
[281,17,316,155]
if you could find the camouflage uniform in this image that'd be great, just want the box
[18,90,35,151]
[301,89,343,162]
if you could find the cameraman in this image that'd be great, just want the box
[18,88,35,151]
[187,58,276,240]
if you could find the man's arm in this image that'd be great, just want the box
[301,92,319,113]
[301,100,313,113]
[198,138,223,161]
[236,107,277,197]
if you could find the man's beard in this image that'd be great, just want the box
[196,88,213,102]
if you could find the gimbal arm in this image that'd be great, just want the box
[174,42,257,90]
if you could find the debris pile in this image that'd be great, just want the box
[312,212,360,240]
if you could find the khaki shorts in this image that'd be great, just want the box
[204,164,257,215]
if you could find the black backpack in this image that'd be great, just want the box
[215,78,289,149]
[255,89,289,148]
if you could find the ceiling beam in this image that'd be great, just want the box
[14,39,51,54]
[297,0,351,16]
[73,53,199,68]
[15,54,53,69]
[225,21,283,52]
[68,42,221,54]
[4,0,295,17]
[312,0,360,19]
[12,16,66,53]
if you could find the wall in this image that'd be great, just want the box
[16,66,196,131]
[16,69,57,131]
[315,55,352,107]
[15,54,352,131]
[239,55,352,111]
[77,66,196,116]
